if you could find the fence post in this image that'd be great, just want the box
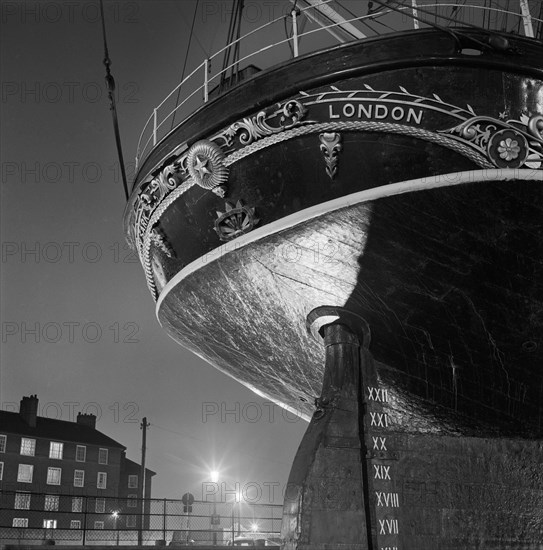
[291,9,299,58]
[83,496,88,545]
[163,498,167,542]
[203,59,209,102]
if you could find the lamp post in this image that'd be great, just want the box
[111,511,119,546]
[210,470,219,545]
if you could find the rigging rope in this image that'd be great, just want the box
[99,0,129,200]
[171,0,200,130]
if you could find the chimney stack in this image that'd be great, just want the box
[19,395,39,428]
[76,412,96,429]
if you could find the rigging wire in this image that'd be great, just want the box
[171,0,200,130]
[337,1,382,36]
[373,0,512,51]
[99,0,129,200]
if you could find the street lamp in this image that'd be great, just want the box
[210,470,219,545]
[111,511,119,546]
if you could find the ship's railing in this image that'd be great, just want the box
[134,0,543,172]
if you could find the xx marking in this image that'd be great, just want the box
[372,436,387,450]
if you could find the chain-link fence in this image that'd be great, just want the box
[0,491,282,545]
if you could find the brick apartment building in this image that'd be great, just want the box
[0,395,155,532]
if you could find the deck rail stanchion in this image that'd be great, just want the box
[292,8,300,57]
[153,108,158,146]
[204,59,209,103]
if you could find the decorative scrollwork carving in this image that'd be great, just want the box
[215,99,309,149]
[439,114,542,170]
[319,132,342,180]
[214,200,260,242]
[186,140,228,196]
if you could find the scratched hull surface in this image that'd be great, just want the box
[157,179,543,438]
[125,28,543,546]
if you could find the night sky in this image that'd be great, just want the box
[0,0,310,502]
[2,0,537,504]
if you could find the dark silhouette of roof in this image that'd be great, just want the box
[0,410,125,449]
[122,456,156,476]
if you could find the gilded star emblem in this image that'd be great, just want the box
[499,111,507,120]
[193,155,211,178]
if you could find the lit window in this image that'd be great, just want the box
[70,520,81,529]
[95,498,105,513]
[20,438,35,456]
[72,497,83,513]
[126,515,136,528]
[0,434,6,453]
[97,472,107,489]
[127,494,137,508]
[17,464,33,483]
[75,445,86,462]
[94,521,104,529]
[13,518,28,528]
[98,448,108,465]
[44,495,59,511]
[0,461,3,480]
[49,442,63,460]
[128,475,138,488]
[74,469,85,487]
[14,493,31,510]
[47,467,61,485]
[43,519,57,529]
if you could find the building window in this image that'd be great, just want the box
[0,434,6,453]
[13,518,28,528]
[72,497,83,513]
[43,519,57,529]
[75,445,86,462]
[14,492,31,510]
[97,472,107,489]
[127,494,137,508]
[20,438,36,456]
[126,515,136,528]
[95,498,105,513]
[94,521,104,529]
[17,464,33,483]
[128,475,138,488]
[49,441,63,459]
[98,448,108,465]
[47,467,61,485]
[74,469,85,487]
[70,520,81,529]
[44,495,59,511]
[0,461,3,480]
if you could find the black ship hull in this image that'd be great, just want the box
[125,29,543,547]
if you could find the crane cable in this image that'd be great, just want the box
[99,0,129,201]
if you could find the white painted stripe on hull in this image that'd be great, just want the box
[157,168,542,313]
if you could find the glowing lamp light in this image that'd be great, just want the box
[210,470,219,483]
[251,523,258,532]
